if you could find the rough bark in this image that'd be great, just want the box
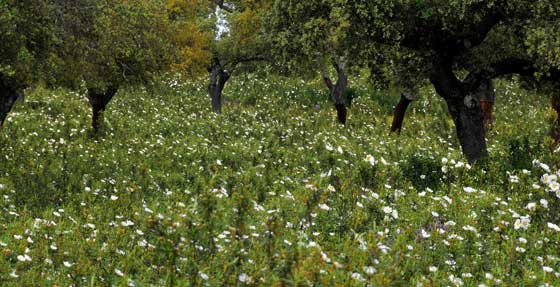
[480,101,494,131]
[322,59,348,125]
[551,95,560,143]
[445,96,488,163]
[209,65,231,113]
[87,85,119,132]
[0,82,20,129]
[474,79,495,131]
[391,94,412,133]
[430,57,488,163]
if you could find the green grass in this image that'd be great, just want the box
[1,74,560,286]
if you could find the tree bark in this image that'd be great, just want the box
[430,57,488,163]
[208,65,231,113]
[87,85,119,132]
[551,94,560,143]
[476,79,495,131]
[480,101,494,131]
[391,94,412,133]
[0,82,19,129]
[322,59,348,125]
[445,96,488,163]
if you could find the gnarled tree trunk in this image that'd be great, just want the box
[0,82,20,129]
[87,85,119,132]
[430,57,488,163]
[322,58,348,125]
[208,65,231,114]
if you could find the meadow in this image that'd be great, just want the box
[1,75,560,286]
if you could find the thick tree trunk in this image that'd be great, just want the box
[0,83,19,129]
[430,57,488,163]
[87,85,119,132]
[445,96,488,163]
[208,65,231,113]
[391,94,412,133]
[551,95,560,143]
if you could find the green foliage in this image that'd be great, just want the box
[401,153,445,192]
[50,0,174,89]
[0,76,559,285]
[0,0,54,87]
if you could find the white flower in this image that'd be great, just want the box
[216,160,222,165]
[514,216,530,230]
[540,199,549,209]
[327,184,336,192]
[199,271,209,280]
[429,266,438,272]
[9,270,18,278]
[325,142,334,151]
[17,254,32,262]
[115,269,124,277]
[363,266,376,275]
[542,173,558,185]
[63,261,73,268]
[525,202,537,211]
[509,175,519,183]
[383,206,393,214]
[351,272,365,282]
[121,220,135,227]
[543,266,554,273]
[547,223,560,232]
[463,187,476,193]
[549,181,560,192]
[449,275,464,286]
[318,203,331,211]
[365,154,377,166]
[238,273,252,283]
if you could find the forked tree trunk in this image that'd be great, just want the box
[0,82,20,129]
[322,59,348,125]
[551,94,560,143]
[430,58,488,163]
[445,95,488,163]
[87,85,119,132]
[208,65,231,114]
[390,94,412,133]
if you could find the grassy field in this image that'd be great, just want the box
[1,75,560,286]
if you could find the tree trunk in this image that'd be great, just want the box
[321,59,348,125]
[87,85,119,132]
[430,57,488,163]
[445,96,488,163]
[391,94,412,133]
[0,83,19,129]
[551,94,560,143]
[208,65,231,113]
[477,79,495,131]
